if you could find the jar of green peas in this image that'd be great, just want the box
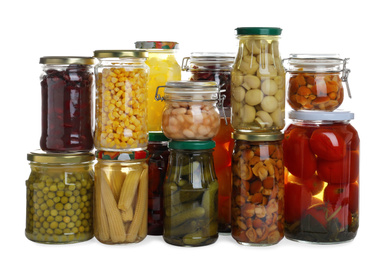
[25,150,94,244]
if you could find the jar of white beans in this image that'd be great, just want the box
[155,81,221,140]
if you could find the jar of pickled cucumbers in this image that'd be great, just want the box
[163,141,218,246]
[231,27,285,131]
[40,56,94,152]
[182,52,235,109]
[25,151,94,244]
[94,150,149,244]
[284,54,351,111]
[147,132,170,235]
[283,111,359,243]
[231,131,284,246]
[94,50,149,151]
[135,41,181,133]
[155,81,222,140]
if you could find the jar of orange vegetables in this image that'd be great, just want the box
[135,41,181,133]
[284,54,351,111]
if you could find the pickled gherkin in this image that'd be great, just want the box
[25,151,94,244]
[163,141,218,247]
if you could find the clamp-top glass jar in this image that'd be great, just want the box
[25,151,94,244]
[284,54,351,111]
[135,41,182,132]
[155,81,222,140]
[231,27,285,131]
[40,56,94,152]
[94,50,149,151]
[182,52,235,109]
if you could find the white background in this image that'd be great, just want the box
[0,0,381,259]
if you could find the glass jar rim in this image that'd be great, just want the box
[169,140,216,150]
[135,41,179,50]
[289,110,354,121]
[95,150,149,161]
[93,50,148,59]
[164,81,219,95]
[232,131,284,141]
[27,150,94,164]
[39,56,95,65]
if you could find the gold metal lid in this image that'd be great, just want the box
[39,56,95,65]
[93,50,148,58]
[27,150,95,164]
[232,131,284,142]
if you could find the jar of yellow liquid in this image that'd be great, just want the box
[135,41,182,132]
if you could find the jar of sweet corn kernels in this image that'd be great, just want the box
[135,41,181,133]
[26,150,94,244]
[94,50,149,151]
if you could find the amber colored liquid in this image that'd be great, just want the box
[212,118,234,233]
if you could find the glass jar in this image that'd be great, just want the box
[284,54,351,111]
[231,27,285,131]
[135,41,181,133]
[231,131,284,246]
[182,52,235,109]
[155,81,221,140]
[147,132,170,235]
[163,141,218,246]
[212,116,234,233]
[40,56,94,152]
[94,50,149,151]
[283,111,359,243]
[94,150,149,244]
[25,151,94,244]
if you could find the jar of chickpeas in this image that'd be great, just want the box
[231,27,285,131]
[155,81,221,141]
[135,41,181,133]
[94,150,149,244]
[94,50,149,151]
[284,54,351,111]
[25,151,94,244]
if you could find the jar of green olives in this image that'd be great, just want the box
[163,141,218,247]
[25,151,94,244]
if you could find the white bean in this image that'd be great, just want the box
[243,105,256,123]
[244,74,261,89]
[256,111,273,127]
[183,129,196,139]
[271,108,284,127]
[233,86,246,102]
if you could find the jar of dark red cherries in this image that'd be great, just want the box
[147,132,170,235]
[182,52,235,110]
[283,110,359,244]
[40,56,94,152]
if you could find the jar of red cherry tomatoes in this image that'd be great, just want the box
[40,56,94,152]
[283,110,359,244]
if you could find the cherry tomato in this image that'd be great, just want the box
[323,182,359,213]
[310,128,346,161]
[285,182,312,223]
[283,127,317,180]
[289,173,324,196]
[349,182,359,213]
[303,203,333,228]
[317,150,359,184]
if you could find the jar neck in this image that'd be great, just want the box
[96,57,147,66]
[237,35,280,41]
[291,119,351,126]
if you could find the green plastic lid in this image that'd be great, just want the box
[236,27,282,36]
[168,140,216,150]
[149,132,170,142]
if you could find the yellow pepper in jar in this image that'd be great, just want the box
[135,41,181,132]
[95,67,149,150]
